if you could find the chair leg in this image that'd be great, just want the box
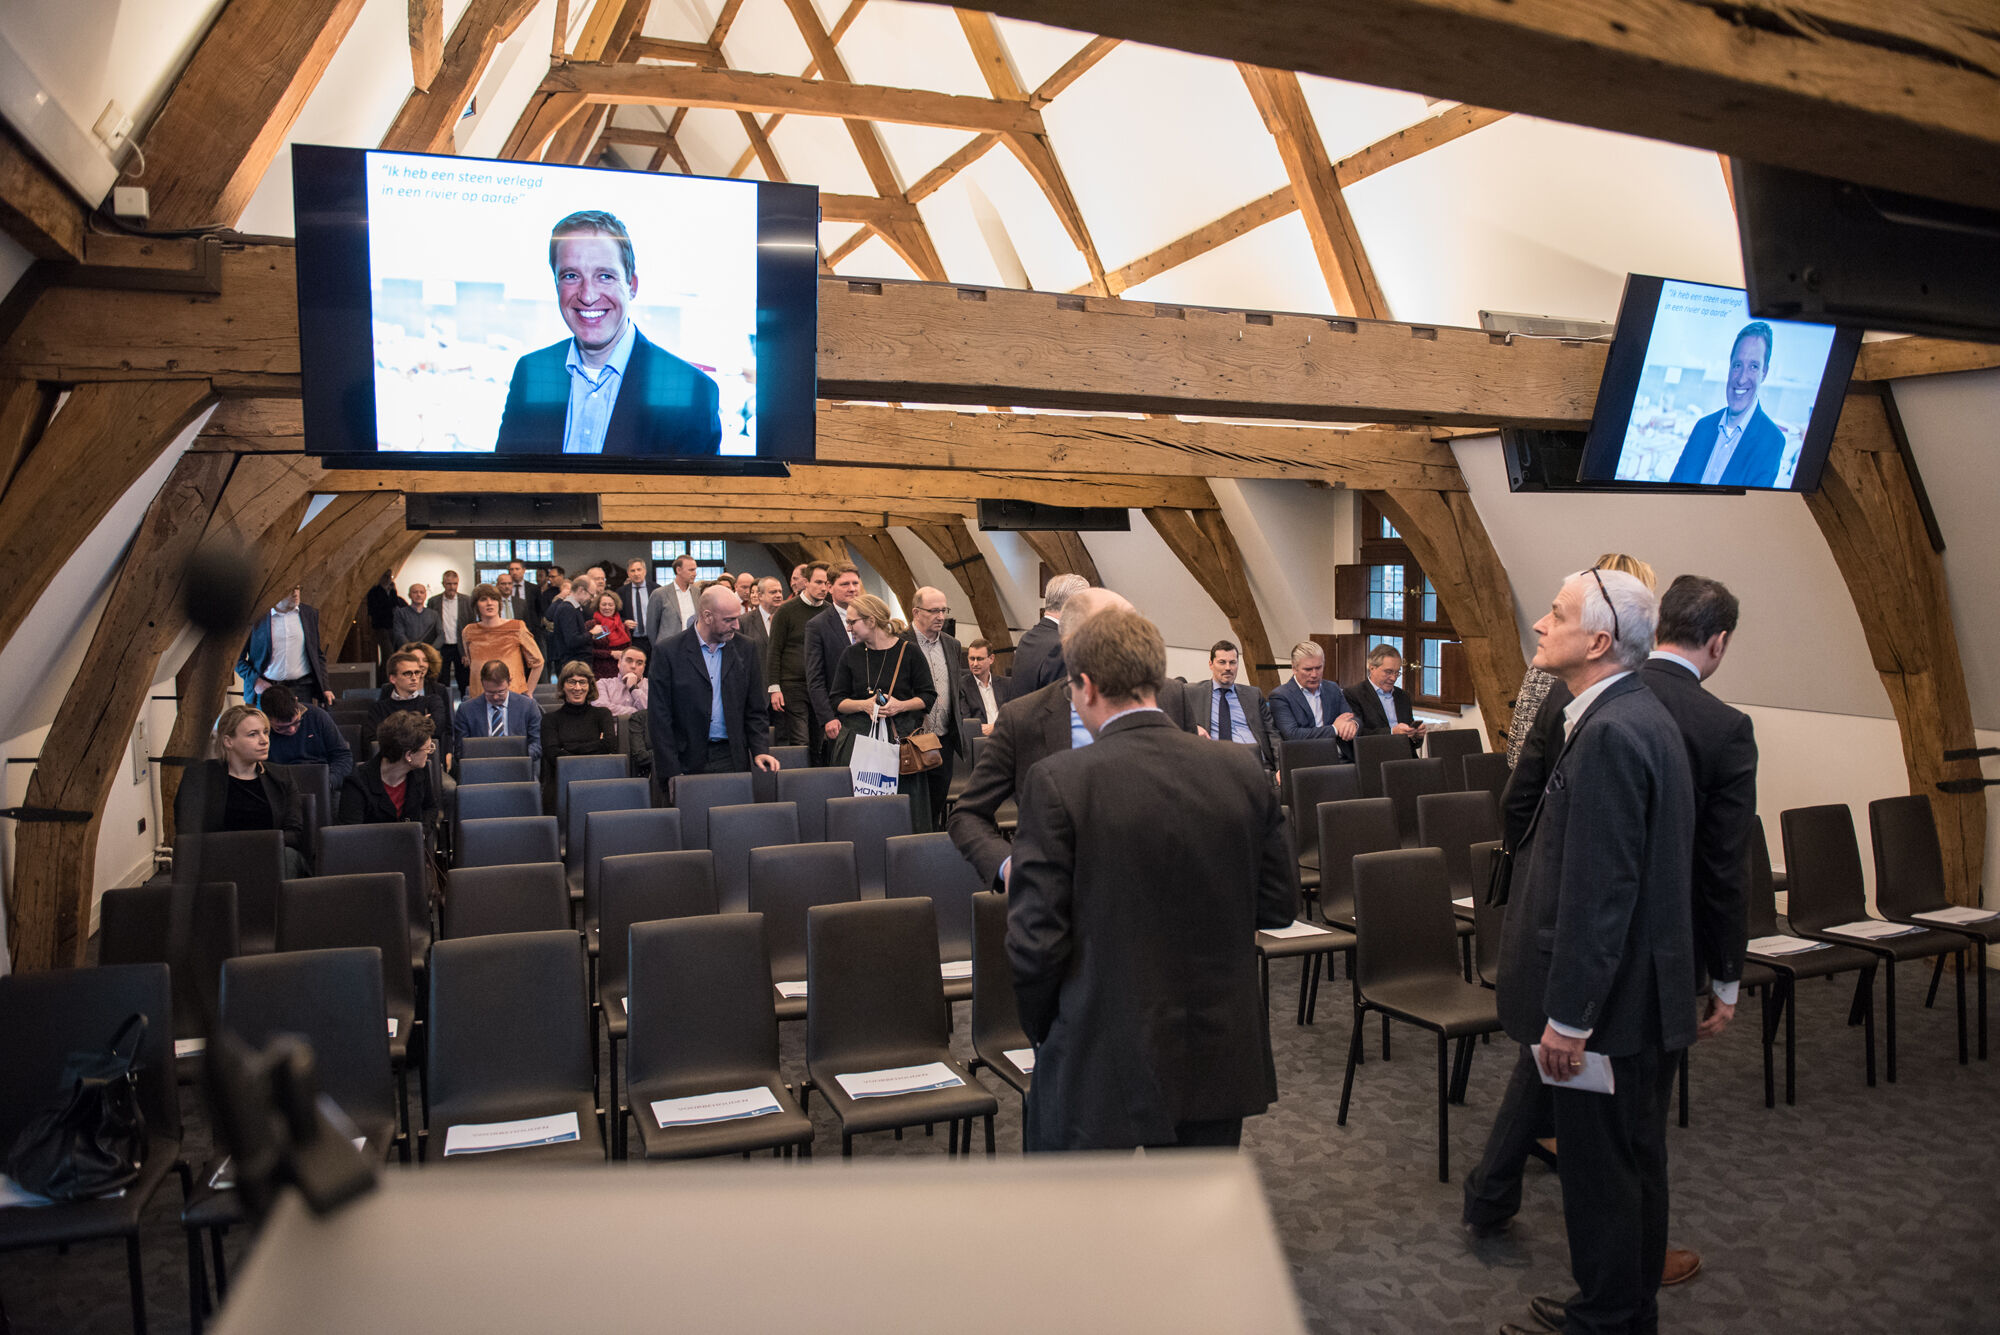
[609,1037,623,1160]
[1381,1012,1391,1061]
[1760,985,1777,1110]
[1436,1032,1450,1183]
[1676,1048,1690,1129]
[186,1228,207,1335]
[1337,1006,1364,1126]
[209,1228,227,1300]
[1884,957,1898,1084]
[842,1133,852,1158]
[126,1233,148,1335]
[1977,939,1988,1061]
[1925,953,1945,1008]
[1781,979,1798,1104]
[1862,967,1877,1088]
[985,1114,996,1156]
[947,1120,958,1156]
[1955,949,1967,1065]
[1295,956,1314,1026]
[1306,953,1326,1025]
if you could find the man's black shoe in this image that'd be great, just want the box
[1461,1216,1511,1240]
[1528,1294,1567,1330]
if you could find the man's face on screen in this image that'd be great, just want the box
[1725,334,1768,417]
[553,233,636,364]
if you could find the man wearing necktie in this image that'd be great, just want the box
[452,660,542,769]
[1194,641,1276,776]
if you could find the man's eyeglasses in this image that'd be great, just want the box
[916,604,950,616]
[1588,567,1622,647]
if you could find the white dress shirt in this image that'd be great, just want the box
[266,606,307,681]
[438,595,460,646]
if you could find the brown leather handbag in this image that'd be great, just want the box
[899,730,944,776]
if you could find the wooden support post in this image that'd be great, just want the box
[909,522,1014,659]
[847,532,919,615]
[796,537,848,567]
[383,0,543,153]
[1016,530,1102,590]
[408,0,445,91]
[1370,487,1527,752]
[1806,392,1986,904]
[1144,500,1278,689]
[0,378,58,501]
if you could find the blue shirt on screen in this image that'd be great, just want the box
[562,321,639,454]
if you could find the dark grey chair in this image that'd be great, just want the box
[748,842,859,1023]
[1338,847,1502,1182]
[555,753,629,835]
[1278,738,1350,806]
[885,832,982,1006]
[424,930,604,1163]
[317,822,435,985]
[1870,793,1993,1060]
[827,795,915,899]
[710,802,800,916]
[460,734,529,760]
[454,780,542,855]
[1424,728,1485,786]
[266,762,332,857]
[580,808,682,951]
[1316,796,1401,932]
[97,881,238,1080]
[774,766,854,843]
[174,830,285,955]
[1380,757,1448,848]
[1257,915,1357,1028]
[1469,841,1504,988]
[1461,751,1511,806]
[457,756,534,786]
[803,897,999,1156]
[444,863,572,938]
[669,770,755,849]
[456,815,561,870]
[327,662,375,695]
[1289,764,1361,876]
[971,890,1033,1124]
[563,778,652,907]
[1353,732,1415,798]
[624,914,815,1162]
[769,745,812,771]
[1417,788,1502,908]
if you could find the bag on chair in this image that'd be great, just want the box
[5,1014,149,1202]
[850,718,902,797]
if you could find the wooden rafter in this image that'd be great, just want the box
[721,0,868,178]
[1017,530,1101,588]
[909,521,1015,656]
[408,0,444,90]
[846,531,920,613]
[906,133,1001,202]
[1854,337,2000,382]
[0,123,86,262]
[1030,35,1119,108]
[1239,64,1387,319]
[543,64,1046,136]
[0,379,58,501]
[1145,498,1278,690]
[383,0,543,153]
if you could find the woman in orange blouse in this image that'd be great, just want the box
[460,582,544,694]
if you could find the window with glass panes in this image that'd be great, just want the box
[1338,497,1465,709]
[652,539,728,581]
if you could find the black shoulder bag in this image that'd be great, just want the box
[6,1013,150,1202]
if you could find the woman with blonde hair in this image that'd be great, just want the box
[461,581,544,694]
[173,703,311,874]
[830,593,938,829]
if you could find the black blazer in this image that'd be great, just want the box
[1010,617,1064,693]
[1495,674,1698,1056]
[646,627,772,781]
[1344,677,1418,736]
[1670,402,1786,488]
[957,671,1014,726]
[493,329,722,456]
[736,604,769,657]
[1006,710,1296,1149]
[335,757,440,836]
[1186,680,1278,771]
[803,603,851,726]
[1639,658,1756,990]
[618,581,654,633]
[173,761,307,857]
[764,596,820,689]
[547,598,593,672]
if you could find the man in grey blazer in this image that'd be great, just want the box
[1187,640,1278,775]
[428,571,476,695]
[1492,568,1696,1335]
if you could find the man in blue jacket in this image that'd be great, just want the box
[1669,322,1788,488]
[1267,641,1359,760]
[238,585,333,707]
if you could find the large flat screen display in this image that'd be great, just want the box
[293,144,818,471]
[1578,274,1861,492]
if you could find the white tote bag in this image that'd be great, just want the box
[849,716,901,797]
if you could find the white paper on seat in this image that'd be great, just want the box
[387,1018,399,1038]
[1529,1047,1615,1095]
[1914,906,2000,926]
[1260,920,1330,939]
[940,959,972,979]
[835,1061,964,1100]
[652,1086,783,1128]
[1826,918,1921,941]
[1748,934,1831,956]
[1003,1047,1036,1074]
[774,981,808,999]
[174,1037,207,1057]
[1452,897,1475,910]
[441,1111,580,1156]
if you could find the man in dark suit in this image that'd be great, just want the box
[1669,322,1788,488]
[618,558,655,654]
[950,589,1200,889]
[647,586,778,789]
[803,563,863,765]
[451,659,543,770]
[1491,568,1696,1335]
[957,638,1012,733]
[906,587,965,831]
[429,570,476,695]
[1188,640,1278,775]
[1007,606,1296,1150]
[547,575,596,672]
[1011,572,1087,694]
[237,585,333,708]
[506,561,541,621]
[764,562,828,748]
[1268,640,1360,759]
[735,576,772,658]
[493,210,721,457]
[1344,643,1426,753]
[391,582,441,650]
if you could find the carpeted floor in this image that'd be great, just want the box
[4,956,1996,1333]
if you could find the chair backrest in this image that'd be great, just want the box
[426,930,592,1113]
[669,771,755,849]
[1745,815,1779,938]
[773,766,855,843]
[1416,789,1502,896]
[971,889,1030,1057]
[599,850,719,999]
[826,795,914,899]
[340,685,379,702]
[755,746,814,802]
[267,761,332,840]
[458,756,535,786]
[806,897,948,1067]
[1469,840,1504,987]
[460,734,530,761]
[626,914,780,1089]
[1351,847,1463,994]
[327,662,375,694]
[1316,797,1401,921]
[582,808,682,933]
[221,948,395,1130]
[0,963,181,1146]
[97,881,239,1040]
[276,873,416,1014]
[174,830,286,953]
[885,832,981,963]
[556,753,629,829]
[444,862,572,938]
[319,820,430,937]
[1290,765,1361,861]
[455,780,542,824]
[1461,751,1511,806]
[710,802,800,915]
[769,744,812,769]
[564,778,651,876]
[337,722,368,760]
[1278,738,1349,798]
[1381,757,1448,844]
[1425,728,1484,782]
[1779,804,1868,933]
[1353,733,1412,798]
[457,815,561,869]
[748,841,859,984]
[533,682,560,703]
[1869,794,1950,918]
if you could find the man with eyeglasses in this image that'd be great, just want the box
[906,587,964,831]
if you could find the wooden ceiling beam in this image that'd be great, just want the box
[0,123,87,262]
[846,531,919,614]
[905,132,1000,202]
[543,63,1047,136]
[909,521,1014,654]
[408,0,444,90]
[1854,337,2000,382]
[383,0,542,153]
[721,0,867,178]
[958,0,2000,213]
[627,37,724,64]
[1030,35,1119,108]
[1145,497,1277,690]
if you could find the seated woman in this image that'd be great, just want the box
[174,703,311,876]
[460,582,545,695]
[542,659,618,808]
[336,708,441,843]
[589,591,631,679]
[830,593,938,832]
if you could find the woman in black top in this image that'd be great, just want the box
[336,709,441,843]
[831,593,938,831]
[174,704,311,875]
[543,660,618,807]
